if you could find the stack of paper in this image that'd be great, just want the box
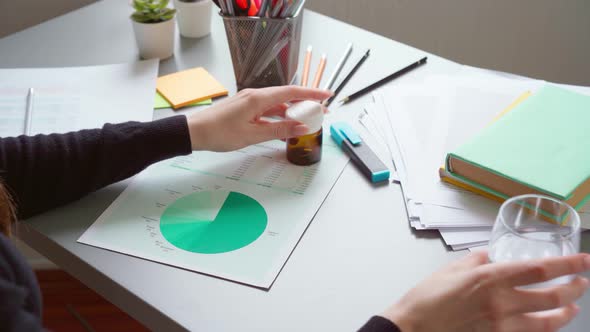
[356,65,590,251]
[0,60,159,137]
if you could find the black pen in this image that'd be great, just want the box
[324,49,370,107]
[338,56,428,105]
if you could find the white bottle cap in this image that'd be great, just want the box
[285,101,324,134]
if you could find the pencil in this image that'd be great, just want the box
[258,0,269,16]
[324,43,353,90]
[271,0,285,18]
[301,45,312,86]
[285,0,304,17]
[324,49,370,107]
[24,88,34,136]
[218,0,228,14]
[311,53,327,89]
[225,0,235,16]
[279,0,292,18]
[339,56,428,105]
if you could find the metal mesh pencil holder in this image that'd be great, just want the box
[221,9,303,90]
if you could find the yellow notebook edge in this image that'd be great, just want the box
[439,168,505,203]
[439,91,533,203]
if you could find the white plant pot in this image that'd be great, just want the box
[132,18,176,60]
[174,0,213,38]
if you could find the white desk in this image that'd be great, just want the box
[1,1,588,330]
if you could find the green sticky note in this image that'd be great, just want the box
[449,85,590,202]
[155,92,212,109]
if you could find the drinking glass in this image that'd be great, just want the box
[488,194,581,286]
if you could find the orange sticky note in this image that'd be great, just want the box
[156,67,228,109]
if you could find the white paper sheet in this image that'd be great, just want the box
[467,244,489,252]
[420,204,496,229]
[79,139,349,289]
[0,60,158,136]
[439,228,492,246]
[367,66,590,249]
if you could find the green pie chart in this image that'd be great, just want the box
[160,191,267,254]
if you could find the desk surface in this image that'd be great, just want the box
[1,1,589,331]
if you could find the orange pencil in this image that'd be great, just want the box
[301,45,312,86]
[312,53,327,88]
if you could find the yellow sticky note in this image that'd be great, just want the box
[157,67,228,109]
[154,92,212,109]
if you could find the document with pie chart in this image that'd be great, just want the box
[78,139,349,288]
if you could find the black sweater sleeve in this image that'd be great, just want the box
[0,115,403,332]
[0,233,43,332]
[358,316,402,332]
[0,115,192,219]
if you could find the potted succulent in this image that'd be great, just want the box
[131,0,177,59]
[173,0,213,38]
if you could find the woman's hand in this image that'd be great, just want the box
[382,251,590,332]
[186,86,332,152]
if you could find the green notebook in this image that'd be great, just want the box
[445,85,590,212]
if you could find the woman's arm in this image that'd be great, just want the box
[0,86,332,219]
[358,316,400,332]
[0,115,192,219]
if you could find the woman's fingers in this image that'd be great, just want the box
[262,102,330,120]
[457,250,490,269]
[252,120,309,142]
[500,304,579,332]
[240,86,332,114]
[482,254,590,287]
[261,103,290,118]
[505,276,589,314]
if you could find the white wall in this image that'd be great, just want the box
[3,0,588,84]
[307,0,590,85]
[0,0,97,38]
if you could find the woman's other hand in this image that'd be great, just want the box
[382,251,590,332]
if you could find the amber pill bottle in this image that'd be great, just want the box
[285,101,324,166]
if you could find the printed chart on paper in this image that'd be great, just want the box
[78,139,348,288]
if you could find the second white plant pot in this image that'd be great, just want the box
[132,18,176,60]
[174,0,213,38]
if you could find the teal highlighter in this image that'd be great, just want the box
[330,122,390,183]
